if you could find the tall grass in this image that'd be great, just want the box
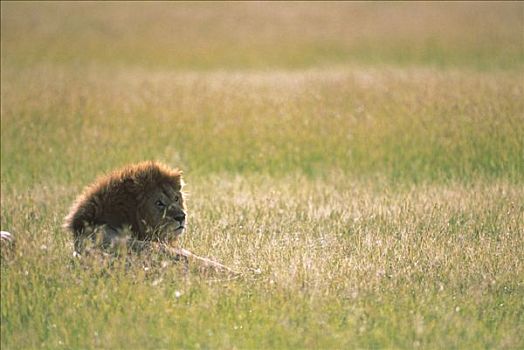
[1,67,523,187]
[1,2,523,349]
[1,177,523,348]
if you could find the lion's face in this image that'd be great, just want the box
[141,184,186,242]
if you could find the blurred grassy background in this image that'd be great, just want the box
[1,66,523,188]
[2,2,523,70]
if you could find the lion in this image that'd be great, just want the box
[64,161,237,274]
[64,161,186,254]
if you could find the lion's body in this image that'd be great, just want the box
[64,161,186,252]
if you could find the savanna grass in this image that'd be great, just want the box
[1,177,523,348]
[1,66,523,187]
[2,2,523,70]
[1,2,524,349]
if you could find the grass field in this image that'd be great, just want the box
[1,2,524,349]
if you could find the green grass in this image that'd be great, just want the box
[1,2,524,349]
[2,66,523,186]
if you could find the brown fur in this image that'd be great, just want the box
[64,161,239,275]
[64,161,186,252]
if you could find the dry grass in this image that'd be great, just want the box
[1,66,523,186]
[1,176,523,348]
[1,2,523,349]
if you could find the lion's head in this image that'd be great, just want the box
[138,177,187,242]
[64,161,187,245]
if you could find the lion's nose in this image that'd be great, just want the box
[174,213,186,223]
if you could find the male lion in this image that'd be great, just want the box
[64,161,237,274]
[64,161,186,254]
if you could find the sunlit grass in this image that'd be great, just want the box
[1,176,523,349]
[1,66,523,187]
[1,2,524,349]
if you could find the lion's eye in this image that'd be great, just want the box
[174,195,179,202]
[156,200,165,208]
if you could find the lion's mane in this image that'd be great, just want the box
[64,161,183,242]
